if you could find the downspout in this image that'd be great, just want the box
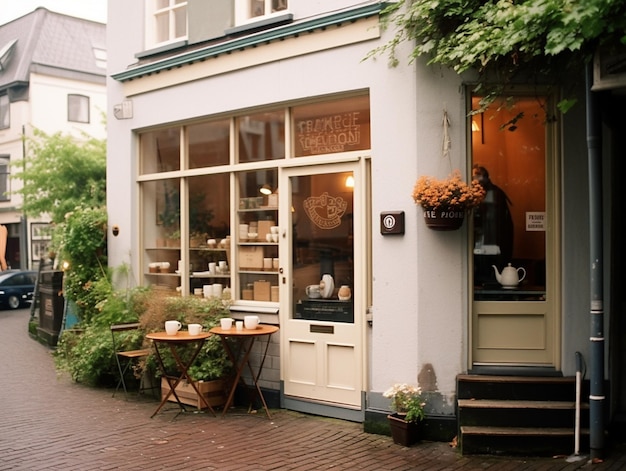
[586,60,604,461]
[20,125,29,270]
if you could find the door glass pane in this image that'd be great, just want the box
[291,172,354,323]
[472,96,546,301]
[140,127,181,174]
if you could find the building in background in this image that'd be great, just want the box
[0,8,106,270]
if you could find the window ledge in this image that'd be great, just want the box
[136,39,188,60]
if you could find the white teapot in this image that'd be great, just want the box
[492,263,526,288]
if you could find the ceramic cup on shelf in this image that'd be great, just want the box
[338,285,352,301]
[244,315,260,329]
[188,323,203,335]
[203,284,213,298]
[235,321,243,331]
[208,262,217,274]
[305,284,321,299]
[220,317,234,330]
[212,283,223,298]
[165,320,181,335]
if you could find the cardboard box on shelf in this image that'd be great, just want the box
[257,220,276,241]
[239,246,264,270]
[254,280,271,301]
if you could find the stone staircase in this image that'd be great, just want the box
[457,374,589,455]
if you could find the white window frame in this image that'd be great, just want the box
[234,0,289,26]
[145,0,188,49]
[0,156,10,202]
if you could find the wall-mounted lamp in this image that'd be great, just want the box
[260,184,273,195]
[112,225,120,237]
[345,175,355,188]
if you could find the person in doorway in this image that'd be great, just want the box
[472,165,514,286]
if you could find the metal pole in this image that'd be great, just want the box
[586,60,604,461]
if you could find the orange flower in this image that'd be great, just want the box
[412,171,485,210]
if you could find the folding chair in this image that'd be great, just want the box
[110,322,152,399]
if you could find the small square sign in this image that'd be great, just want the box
[380,211,405,235]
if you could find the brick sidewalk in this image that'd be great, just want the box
[2,308,624,470]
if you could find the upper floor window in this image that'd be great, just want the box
[0,156,10,202]
[0,94,9,130]
[68,94,90,123]
[235,0,288,25]
[147,0,188,48]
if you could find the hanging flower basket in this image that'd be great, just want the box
[423,208,465,231]
[412,170,485,231]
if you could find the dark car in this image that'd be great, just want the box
[0,270,37,310]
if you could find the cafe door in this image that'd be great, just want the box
[280,162,366,418]
[470,94,560,369]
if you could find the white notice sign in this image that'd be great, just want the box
[526,212,546,231]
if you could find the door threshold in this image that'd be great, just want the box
[469,365,561,377]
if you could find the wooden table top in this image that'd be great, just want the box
[146,331,212,342]
[209,325,279,337]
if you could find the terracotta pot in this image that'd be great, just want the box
[387,413,421,447]
[423,208,465,231]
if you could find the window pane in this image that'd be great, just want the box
[472,96,546,300]
[68,94,89,123]
[140,127,181,174]
[155,11,169,43]
[0,95,8,129]
[293,95,371,157]
[188,119,230,169]
[250,0,265,17]
[188,174,231,296]
[237,110,285,163]
[273,0,288,13]
[174,5,187,38]
[0,157,9,201]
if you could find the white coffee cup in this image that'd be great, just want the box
[219,260,227,271]
[220,317,234,330]
[208,262,217,274]
[165,320,181,335]
[235,321,243,331]
[305,284,321,299]
[203,284,213,298]
[188,323,203,335]
[212,283,223,298]
[244,315,260,329]
[270,226,279,234]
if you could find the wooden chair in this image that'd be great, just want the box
[110,322,152,399]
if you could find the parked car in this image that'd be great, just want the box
[0,270,38,310]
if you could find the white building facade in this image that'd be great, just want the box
[107,0,626,447]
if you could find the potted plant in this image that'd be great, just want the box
[412,170,485,230]
[383,383,426,446]
[138,293,234,409]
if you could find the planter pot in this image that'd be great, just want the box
[161,377,227,410]
[387,413,422,446]
[423,208,465,231]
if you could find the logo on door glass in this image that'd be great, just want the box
[303,192,347,229]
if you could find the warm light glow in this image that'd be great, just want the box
[345,175,355,188]
[260,184,272,195]
[62,261,70,270]
[471,120,480,132]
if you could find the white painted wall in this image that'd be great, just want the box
[107,0,470,417]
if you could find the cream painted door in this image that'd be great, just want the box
[471,94,560,368]
[280,163,365,408]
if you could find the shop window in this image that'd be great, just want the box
[188,119,230,169]
[68,94,90,123]
[237,110,285,163]
[0,156,9,201]
[0,94,9,130]
[140,127,181,174]
[235,0,288,25]
[146,0,188,48]
[292,95,371,157]
[471,95,547,300]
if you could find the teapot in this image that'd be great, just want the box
[492,263,526,288]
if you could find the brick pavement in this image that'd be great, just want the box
[2,307,625,470]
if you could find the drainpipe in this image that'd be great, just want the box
[586,60,604,461]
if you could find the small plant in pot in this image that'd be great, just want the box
[383,383,426,446]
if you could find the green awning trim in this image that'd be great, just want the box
[112,2,387,82]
